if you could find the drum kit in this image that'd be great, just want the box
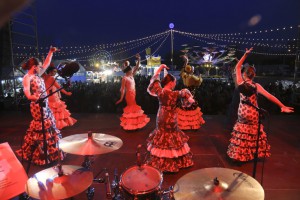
[24,132,265,200]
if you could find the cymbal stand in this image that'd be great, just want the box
[18,86,65,200]
[160,186,175,200]
[81,155,95,200]
[82,155,94,169]
[95,168,113,199]
[36,85,66,166]
[56,143,64,177]
[112,168,122,200]
[85,165,113,200]
[242,100,268,178]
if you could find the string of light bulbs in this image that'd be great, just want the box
[114,31,170,63]
[177,31,296,56]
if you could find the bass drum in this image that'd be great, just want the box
[120,165,163,200]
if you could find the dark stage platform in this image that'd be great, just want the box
[1,111,300,200]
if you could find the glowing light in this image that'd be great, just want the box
[248,15,262,26]
[103,70,112,75]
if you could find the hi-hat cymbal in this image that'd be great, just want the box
[173,167,264,200]
[25,165,93,200]
[59,133,123,155]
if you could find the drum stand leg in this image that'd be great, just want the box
[161,186,174,200]
[86,187,95,200]
[82,155,95,200]
[82,155,93,169]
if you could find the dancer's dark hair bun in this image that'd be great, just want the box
[22,57,40,70]
[161,74,175,86]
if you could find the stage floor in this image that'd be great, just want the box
[1,111,300,200]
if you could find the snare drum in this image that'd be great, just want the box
[120,165,163,200]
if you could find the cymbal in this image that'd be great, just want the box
[59,133,123,155]
[173,167,264,200]
[25,165,93,200]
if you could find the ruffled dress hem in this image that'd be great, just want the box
[49,100,77,129]
[177,107,205,130]
[120,105,150,130]
[227,121,271,162]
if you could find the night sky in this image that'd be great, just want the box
[13,0,300,61]
[34,0,300,43]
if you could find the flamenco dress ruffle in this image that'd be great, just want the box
[177,104,205,130]
[227,122,270,162]
[16,108,63,165]
[49,100,77,129]
[120,105,150,130]
[147,128,194,172]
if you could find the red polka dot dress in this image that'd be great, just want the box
[16,74,63,165]
[227,82,270,162]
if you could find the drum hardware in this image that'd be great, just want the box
[82,155,96,200]
[113,144,164,200]
[111,168,124,200]
[86,166,113,200]
[86,187,95,200]
[25,165,93,200]
[109,165,176,200]
[135,144,150,169]
[59,132,123,156]
[136,144,142,167]
[105,171,113,199]
[111,168,122,200]
[119,164,163,200]
[160,186,175,200]
[82,155,95,169]
[173,167,265,200]
[59,132,123,200]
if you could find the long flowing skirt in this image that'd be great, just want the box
[147,128,194,172]
[227,122,271,162]
[120,105,150,130]
[16,103,63,165]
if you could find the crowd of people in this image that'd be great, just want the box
[2,72,298,116]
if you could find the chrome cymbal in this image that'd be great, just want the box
[25,165,93,200]
[173,167,264,200]
[59,133,123,155]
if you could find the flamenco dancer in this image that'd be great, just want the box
[227,47,294,162]
[146,64,194,172]
[116,54,150,130]
[177,55,205,130]
[16,46,64,165]
[43,66,77,129]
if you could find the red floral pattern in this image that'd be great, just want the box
[146,79,194,172]
[16,74,63,165]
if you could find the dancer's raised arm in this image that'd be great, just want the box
[39,46,59,76]
[132,54,141,76]
[236,47,253,85]
[256,83,294,113]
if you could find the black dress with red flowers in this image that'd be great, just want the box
[146,75,194,172]
[16,74,62,165]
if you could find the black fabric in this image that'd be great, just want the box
[122,65,132,73]
[238,81,257,97]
